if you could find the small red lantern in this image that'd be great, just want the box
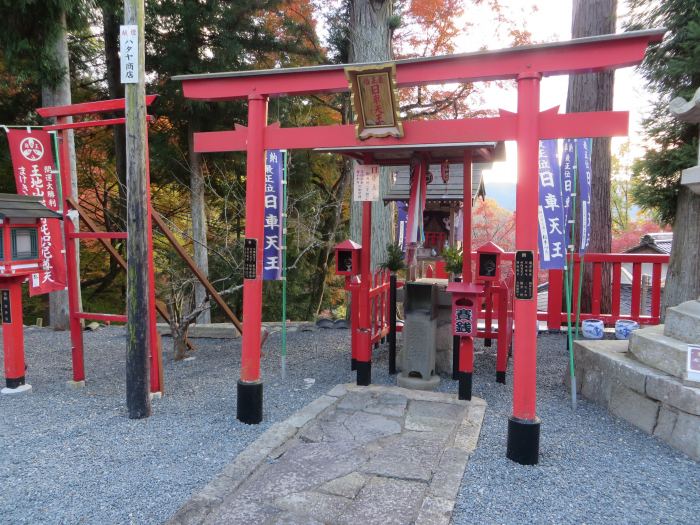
[335,239,362,276]
[0,194,62,393]
[476,241,505,282]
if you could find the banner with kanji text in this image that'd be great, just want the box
[263,150,284,280]
[537,139,565,269]
[5,129,67,295]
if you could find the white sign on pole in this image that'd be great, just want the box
[120,25,139,84]
[688,344,700,382]
[353,164,380,202]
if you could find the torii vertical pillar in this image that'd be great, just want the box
[457,150,474,400]
[507,72,542,465]
[237,93,268,424]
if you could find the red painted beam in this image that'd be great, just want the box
[43,115,154,131]
[37,95,157,118]
[194,110,628,154]
[179,30,664,101]
[539,110,628,139]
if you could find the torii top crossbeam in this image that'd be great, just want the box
[174,28,664,464]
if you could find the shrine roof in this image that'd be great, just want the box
[0,194,62,220]
[314,141,505,164]
[382,163,488,203]
[669,87,700,123]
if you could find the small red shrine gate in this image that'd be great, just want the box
[174,29,664,464]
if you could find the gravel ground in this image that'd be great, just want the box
[1,326,698,524]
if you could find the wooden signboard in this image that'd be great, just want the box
[345,64,404,140]
[244,238,257,280]
[514,250,534,300]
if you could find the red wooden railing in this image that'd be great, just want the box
[369,269,391,345]
[455,252,668,329]
[541,253,669,328]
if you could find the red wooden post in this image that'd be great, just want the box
[462,150,473,283]
[237,93,268,424]
[631,262,642,319]
[547,269,563,330]
[592,262,602,317]
[507,72,541,466]
[457,150,475,400]
[651,262,662,321]
[1,278,29,393]
[611,262,622,319]
[58,123,85,385]
[145,135,162,394]
[496,286,509,381]
[356,200,373,385]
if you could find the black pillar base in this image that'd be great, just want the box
[506,416,541,465]
[484,338,492,347]
[237,380,263,425]
[452,335,459,380]
[356,360,371,386]
[457,371,472,400]
[351,358,357,371]
[6,376,25,389]
[496,371,506,384]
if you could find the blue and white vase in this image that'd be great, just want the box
[582,319,605,340]
[615,319,639,340]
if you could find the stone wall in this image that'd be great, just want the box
[571,340,699,461]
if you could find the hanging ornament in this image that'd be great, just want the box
[441,160,450,183]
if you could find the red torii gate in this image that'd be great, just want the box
[174,29,664,464]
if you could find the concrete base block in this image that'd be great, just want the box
[1,384,32,395]
[397,374,441,391]
[609,384,659,434]
[664,299,700,344]
[629,325,688,379]
[66,380,85,389]
[150,391,163,400]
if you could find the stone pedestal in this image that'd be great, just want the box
[571,300,700,461]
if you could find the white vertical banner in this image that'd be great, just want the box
[120,25,139,84]
[353,164,380,201]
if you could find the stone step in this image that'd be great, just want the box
[629,325,689,380]
[664,299,700,344]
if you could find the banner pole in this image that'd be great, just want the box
[50,131,64,214]
[281,150,288,379]
[567,139,580,410]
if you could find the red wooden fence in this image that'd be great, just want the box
[459,252,669,329]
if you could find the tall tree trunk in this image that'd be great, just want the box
[103,4,128,226]
[661,186,700,318]
[42,10,81,330]
[102,4,128,290]
[348,0,394,269]
[566,0,616,314]
[188,124,211,323]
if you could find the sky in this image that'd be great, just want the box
[451,0,656,184]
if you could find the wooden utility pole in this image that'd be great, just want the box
[124,0,151,419]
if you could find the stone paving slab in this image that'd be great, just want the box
[166,384,486,525]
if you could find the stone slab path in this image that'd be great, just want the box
[167,384,486,525]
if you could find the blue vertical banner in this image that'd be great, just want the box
[263,150,284,280]
[560,138,576,249]
[537,140,566,269]
[577,139,592,254]
[396,201,408,250]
